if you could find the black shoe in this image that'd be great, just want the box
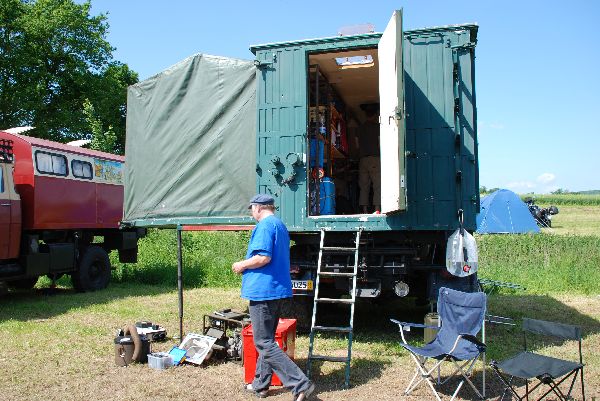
[243,383,269,398]
[294,382,315,401]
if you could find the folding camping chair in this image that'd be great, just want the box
[391,287,487,401]
[490,318,585,401]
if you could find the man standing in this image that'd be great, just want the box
[232,194,315,401]
[356,103,381,213]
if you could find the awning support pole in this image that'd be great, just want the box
[177,225,184,341]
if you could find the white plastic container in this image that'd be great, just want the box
[147,352,173,370]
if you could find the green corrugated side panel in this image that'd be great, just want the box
[254,25,478,232]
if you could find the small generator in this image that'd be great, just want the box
[202,309,250,362]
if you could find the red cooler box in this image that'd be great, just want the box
[243,318,297,386]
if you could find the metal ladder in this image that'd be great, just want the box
[306,228,361,389]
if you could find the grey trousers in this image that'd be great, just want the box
[359,156,381,207]
[249,299,311,395]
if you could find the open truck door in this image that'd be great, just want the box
[378,10,407,214]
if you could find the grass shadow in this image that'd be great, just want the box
[0,282,175,323]
[295,356,390,392]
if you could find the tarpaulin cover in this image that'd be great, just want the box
[476,189,540,234]
[123,54,256,225]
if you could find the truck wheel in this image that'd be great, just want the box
[71,246,111,292]
[8,277,39,290]
[281,297,313,333]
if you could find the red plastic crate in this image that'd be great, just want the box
[242,318,296,386]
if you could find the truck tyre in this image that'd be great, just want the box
[8,277,39,290]
[281,296,313,333]
[71,246,111,292]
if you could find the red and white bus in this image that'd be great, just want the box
[0,129,143,291]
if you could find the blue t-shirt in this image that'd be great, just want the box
[241,215,293,301]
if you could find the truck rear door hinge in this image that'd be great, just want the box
[254,54,277,69]
[451,42,477,50]
[254,59,273,69]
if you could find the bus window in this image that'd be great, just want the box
[35,151,68,176]
[72,160,93,179]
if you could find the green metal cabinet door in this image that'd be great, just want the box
[378,9,407,214]
[255,48,307,228]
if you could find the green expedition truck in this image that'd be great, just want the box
[122,11,480,326]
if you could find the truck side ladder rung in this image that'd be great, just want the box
[312,325,352,333]
[321,246,356,253]
[310,355,349,363]
[307,228,362,389]
[315,297,353,304]
[318,271,355,277]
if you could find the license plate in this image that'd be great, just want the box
[292,280,313,291]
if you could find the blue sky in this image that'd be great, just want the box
[90,0,600,193]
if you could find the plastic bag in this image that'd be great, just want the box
[445,228,479,277]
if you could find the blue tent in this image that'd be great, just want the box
[476,189,540,234]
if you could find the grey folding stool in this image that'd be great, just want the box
[490,318,585,401]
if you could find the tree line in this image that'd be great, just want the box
[0,0,137,154]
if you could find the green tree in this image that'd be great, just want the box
[83,98,116,153]
[0,0,137,154]
[87,62,138,154]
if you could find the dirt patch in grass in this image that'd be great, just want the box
[0,286,598,400]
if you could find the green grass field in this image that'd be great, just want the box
[4,194,599,400]
[546,205,600,236]
[519,193,600,206]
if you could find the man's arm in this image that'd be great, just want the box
[232,254,271,274]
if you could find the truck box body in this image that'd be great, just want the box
[123,23,479,232]
[0,132,125,230]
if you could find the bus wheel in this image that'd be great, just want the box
[72,246,111,292]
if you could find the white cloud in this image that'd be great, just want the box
[501,174,559,194]
[537,173,556,184]
[477,121,505,135]
[505,181,535,192]
[542,184,560,194]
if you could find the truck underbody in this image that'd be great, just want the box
[0,228,144,291]
[286,230,479,330]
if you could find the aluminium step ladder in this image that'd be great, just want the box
[306,228,362,389]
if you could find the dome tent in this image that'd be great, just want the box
[476,189,540,234]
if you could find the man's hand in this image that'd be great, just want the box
[232,255,271,275]
[232,261,245,274]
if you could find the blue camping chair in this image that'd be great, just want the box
[391,287,487,401]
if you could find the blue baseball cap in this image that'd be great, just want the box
[248,194,275,209]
